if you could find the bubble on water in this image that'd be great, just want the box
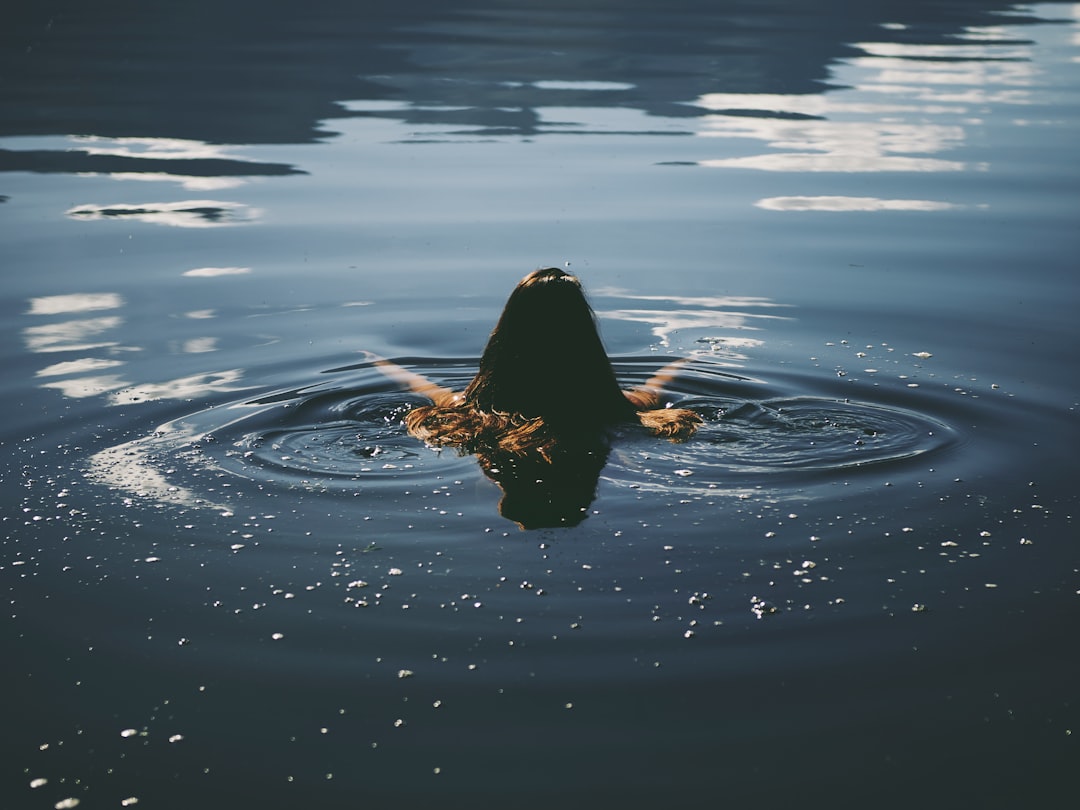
[750,596,778,618]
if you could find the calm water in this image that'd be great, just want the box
[3,1,1079,807]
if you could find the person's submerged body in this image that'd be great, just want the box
[375,267,702,461]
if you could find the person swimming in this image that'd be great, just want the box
[374,267,701,459]
[371,267,701,527]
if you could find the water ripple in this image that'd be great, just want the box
[606,394,956,494]
[87,358,959,516]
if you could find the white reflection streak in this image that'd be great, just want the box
[27,292,124,315]
[66,200,260,228]
[756,196,963,212]
[36,358,125,377]
[98,172,247,191]
[598,308,777,346]
[69,136,258,189]
[40,374,131,399]
[72,135,245,162]
[695,31,1034,176]
[855,42,1032,59]
[24,316,123,353]
[593,290,788,310]
[853,56,1037,88]
[595,290,790,351]
[697,112,968,173]
[182,267,252,277]
[180,338,219,354]
[86,422,228,511]
[107,369,249,406]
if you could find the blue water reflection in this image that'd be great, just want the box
[2,2,1079,809]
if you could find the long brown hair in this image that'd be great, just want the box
[404,268,700,457]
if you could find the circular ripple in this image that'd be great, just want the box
[225,392,430,481]
[88,359,959,511]
[606,394,957,492]
[86,367,474,510]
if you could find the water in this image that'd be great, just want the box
[3,1,1079,807]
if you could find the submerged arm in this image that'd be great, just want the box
[624,358,693,410]
[370,355,462,407]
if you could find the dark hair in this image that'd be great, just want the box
[405,267,700,457]
[464,267,636,426]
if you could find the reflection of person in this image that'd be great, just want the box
[373,267,701,527]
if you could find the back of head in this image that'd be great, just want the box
[464,268,634,427]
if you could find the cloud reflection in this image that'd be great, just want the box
[756,196,964,212]
[40,374,130,399]
[695,101,969,173]
[66,200,261,228]
[24,289,251,406]
[72,135,248,162]
[27,292,124,315]
[694,26,1035,179]
[23,316,123,353]
[182,267,252,277]
[107,370,248,405]
[100,172,247,191]
[36,358,125,377]
[596,290,790,359]
[179,337,220,354]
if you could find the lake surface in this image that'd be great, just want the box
[3,1,1079,807]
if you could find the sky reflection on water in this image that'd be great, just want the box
[2,2,1079,809]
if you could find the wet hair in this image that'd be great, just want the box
[404,267,700,457]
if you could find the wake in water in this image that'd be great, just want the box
[85,356,957,528]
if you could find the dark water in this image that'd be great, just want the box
[3,1,1079,808]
